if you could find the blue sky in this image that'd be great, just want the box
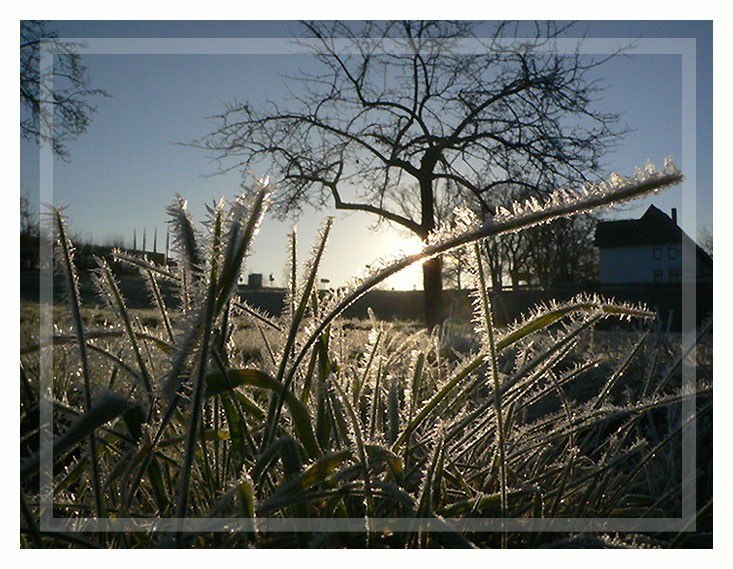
[20,20,712,289]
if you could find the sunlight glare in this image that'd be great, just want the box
[383,236,425,291]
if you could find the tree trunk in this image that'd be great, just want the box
[491,271,503,291]
[419,164,444,329]
[483,237,503,291]
[423,256,444,329]
[511,271,520,291]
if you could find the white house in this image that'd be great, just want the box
[594,205,712,285]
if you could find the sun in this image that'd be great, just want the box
[383,236,425,291]
[391,236,424,257]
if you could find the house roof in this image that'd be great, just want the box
[594,205,712,265]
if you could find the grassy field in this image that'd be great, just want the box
[19,169,713,548]
[19,295,712,548]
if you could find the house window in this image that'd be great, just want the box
[668,245,678,259]
[668,269,680,282]
[653,269,663,283]
[653,246,663,260]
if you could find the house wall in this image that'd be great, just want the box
[599,242,694,284]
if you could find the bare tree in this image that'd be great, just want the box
[21,21,107,159]
[198,20,625,327]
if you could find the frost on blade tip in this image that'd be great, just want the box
[214,186,271,309]
[418,160,682,261]
[489,157,683,227]
[166,194,203,275]
[495,293,655,351]
[277,226,299,329]
[51,207,84,313]
[302,218,334,295]
[202,198,227,268]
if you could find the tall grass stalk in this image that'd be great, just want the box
[53,210,106,524]
[472,242,507,546]
[174,203,223,534]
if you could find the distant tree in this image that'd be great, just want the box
[198,20,625,327]
[442,249,469,290]
[20,21,106,159]
[525,215,598,288]
[486,233,532,290]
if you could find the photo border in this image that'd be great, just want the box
[35,35,699,534]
